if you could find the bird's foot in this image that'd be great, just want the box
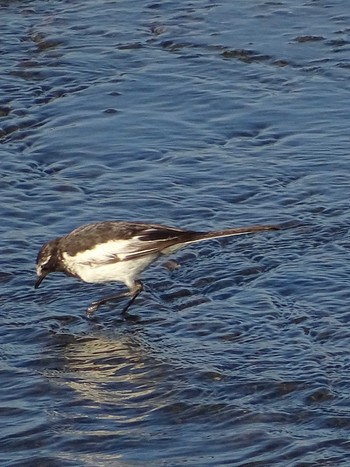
[85,281,143,318]
[86,302,100,317]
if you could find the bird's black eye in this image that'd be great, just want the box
[39,254,57,272]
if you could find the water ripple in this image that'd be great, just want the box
[1,0,350,464]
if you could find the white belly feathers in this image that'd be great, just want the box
[61,239,159,287]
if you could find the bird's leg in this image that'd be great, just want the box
[121,281,143,315]
[86,291,130,316]
[86,281,143,317]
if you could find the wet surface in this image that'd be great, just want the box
[1,0,350,465]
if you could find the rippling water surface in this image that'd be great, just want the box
[1,0,350,465]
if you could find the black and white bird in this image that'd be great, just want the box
[35,220,281,316]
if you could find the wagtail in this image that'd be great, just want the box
[35,220,281,316]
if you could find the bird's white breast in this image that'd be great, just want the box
[62,240,158,288]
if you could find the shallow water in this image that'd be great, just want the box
[1,0,350,465]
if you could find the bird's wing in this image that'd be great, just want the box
[74,227,191,265]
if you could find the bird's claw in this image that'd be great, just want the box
[86,303,99,317]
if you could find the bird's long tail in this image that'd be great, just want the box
[188,223,281,244]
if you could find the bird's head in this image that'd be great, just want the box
[35,239,60,288]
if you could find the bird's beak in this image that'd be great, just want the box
[34,273,46,289]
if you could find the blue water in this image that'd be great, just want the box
[1,0,350,465]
